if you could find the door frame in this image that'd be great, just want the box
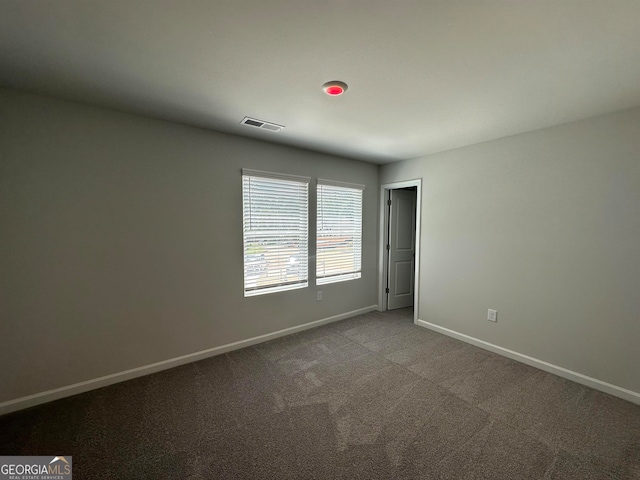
[378,179,422,323]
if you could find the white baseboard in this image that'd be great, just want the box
[415,319,640,405]
[0,305,378,416]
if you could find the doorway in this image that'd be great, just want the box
[379,179,421,323]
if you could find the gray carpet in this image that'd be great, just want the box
[1,308,639,479]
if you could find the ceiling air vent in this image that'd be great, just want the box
[240,117,284,132]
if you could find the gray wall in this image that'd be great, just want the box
[381,108,640,394]
[0,88,379,403]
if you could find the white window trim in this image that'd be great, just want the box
[242,170,310,297]
[316,181,364,286]
[317,178,366,190]
[242,168,310,184]
[317,272,362,285]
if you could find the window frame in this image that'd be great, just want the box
[316,179,365,286]
[242,169,310,297]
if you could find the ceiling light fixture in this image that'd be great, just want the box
[322,81,348,96]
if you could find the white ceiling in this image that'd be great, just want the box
[2,1,640,164]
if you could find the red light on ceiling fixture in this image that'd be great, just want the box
[323,81,348,96]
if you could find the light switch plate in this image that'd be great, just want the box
[488,309,498,322]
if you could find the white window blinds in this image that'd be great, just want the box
[316,180,364,285]
[242,170,309,296]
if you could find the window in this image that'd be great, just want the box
[316,180,364,285]
[242,169,309,296]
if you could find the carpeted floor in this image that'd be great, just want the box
[1,308,639,479]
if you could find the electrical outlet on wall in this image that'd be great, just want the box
[487,309,498,322]
[317,291,323,301]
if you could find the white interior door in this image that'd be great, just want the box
[387,188,416,310]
